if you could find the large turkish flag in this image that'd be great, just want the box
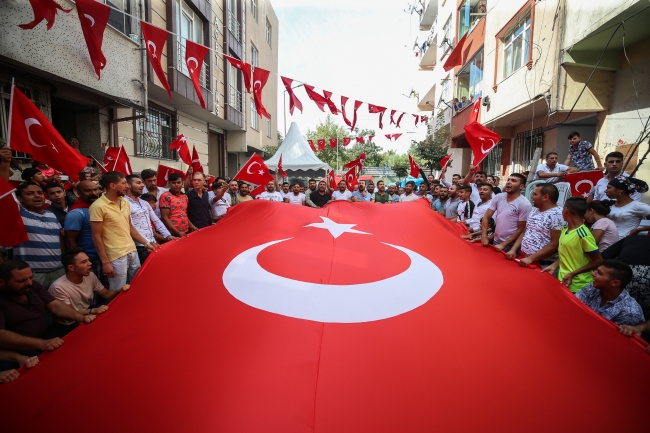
[1,200,649,432]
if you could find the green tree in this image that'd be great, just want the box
[306,115,353,170]
[410,108,452,173]
[348,128,383,167]
[392,162,409,179]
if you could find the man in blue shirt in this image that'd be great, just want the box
[351,181,374,202]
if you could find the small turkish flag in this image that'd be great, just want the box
[443,33,468,72]
[439,154,452,178]
[414,114,419,126]
[351,100,363,131]
[303,85,329,112]
[341,96,352,128]
[368,104,387,129]
[19,0,70,30]
[385,134,392,140]
[464,121,501,166]
[420,115,428,123]
[9,86,89,181]
[469,97,482,124]
[156,164,187,187]
[317,139,325,151]
[141,21,172,100]
[277,154,287,177]
[329,138,338,149]
[307,140,316,151]
[75,0,110,79]
[226,56,252,93]
[185,40,209,109]
[390,110,397,125]
[191,146,203,173]
[344,166,359,192]
[281,76,302,114]
[565,171,604,198]
[92,156,108,174]
[233,153,273,187]
[170,134,192,166]
[104,145,132,175]
[368,135,374,142]
[0,177,28,247]
[322,90,340,115]
[345,153,366,170]
[408,154,420,178]
[253,67,271,119]
[355,137,365,144]
[343,137,351,147]
[392,133,403,141]
[327,170,337,189]
[396,112,405,128]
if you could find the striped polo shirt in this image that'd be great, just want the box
[13,207,63,272]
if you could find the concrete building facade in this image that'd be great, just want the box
[0,0,278,180]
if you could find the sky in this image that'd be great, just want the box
[272,0,430,154]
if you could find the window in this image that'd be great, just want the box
[512,128,543,174]
[175,0,208,87]
[502,14,531,79]
[441,15,452,59]
[227,0,241,41]
[267,119,271,138]
[458,0,486,40]
[265,19,272,46]
[135,105,176,160]
[250,101,259,130]
[441,75,450,104]
[0,83,41,160]
[228,62,243,112]
[482,141,503,176]
[104,0,135,37]
[456,48,483,102]
[251,0,258,21]
[251,44,259,67]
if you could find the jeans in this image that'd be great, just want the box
[107,251,140,290]
[136,245,150,265]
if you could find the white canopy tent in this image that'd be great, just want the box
[265,122,330,177]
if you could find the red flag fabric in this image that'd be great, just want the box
[191,146,203,173]
[392,133,403,141]
[327,170,337,189]
[420,115,427,123]
[368,135,374,142]
[92,156,108,174]
[385,134,392,140]
[156,164,186,187]
[226,55,253,94]
[322,90,340,115]
[103,146,117,167]
[140,21,172,100]
[303,85,330,112]
[233,153,273,186]
[105,145,132,175]
[341,96,352,128]
[442,33,468,72]
[75,0,110,79]
[281,76,303,115]
[2,200,650,432]
[414,114,419,126]
[252,67,271,119]
[308,139,316,151]
[469,97,482,124]
[329,138,338,149]
[185,40,209,109]
[368,104,387,129]
[440,154,452,172]
[18,0,70,30]
[390,110,397,125]
[0,177,29,247]
[277,154,287,177]
[351,100,362,131]
[355,137,364,143]
[344,153,366,170]
[564,171,604,198]
[169,134,192,166]
[408,154,420,177]
[396,112,405,128]
[463,121,501,166]
[344,167,358,191]
[317,139,326,151]
[343,137,351,147]
[207,175,215,186]
[9,87,89,181]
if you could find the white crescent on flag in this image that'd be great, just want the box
[481,139,496,154]
[147,41,157,58]
[575,179,594,197]
[187,57,199,71]
[24,118,47,148]
[254,80,262,91]
[84,14,95,27]
[246,161,261,174]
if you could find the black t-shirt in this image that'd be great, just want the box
[602,236,650,266]
[310,191,332,207]
[185,189,213,229]
[48,205,67,228]
[492,187,502,194]
[0,281,55,338]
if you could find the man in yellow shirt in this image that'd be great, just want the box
[90,171,157,290]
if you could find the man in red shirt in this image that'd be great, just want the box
[159,173,198,237]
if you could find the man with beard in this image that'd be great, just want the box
[227,180,240,206]
[256,179,284,202]
[466,184,494,233]
[91,172,155,290]
[236,183,254,203]
[304,178,319,208]
[400,181,419,203]
[462,165,487,204]
[388,184,400,203]
[432,186,449,214]
[534,152,574,183]
[286,183,306,205]
[332,180,352,201]
[64,180,105,284]
[451,174,462,185]
[310,180,332,208]
[125,175,174,264]
[374,180,391,204]
[444,184,461,219]
[279,182,291,201]
[140,169,167,217]
[417,182,433,202]
[352,181,374,202]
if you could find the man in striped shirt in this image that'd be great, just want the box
[14,182,65,289]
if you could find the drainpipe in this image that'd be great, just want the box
[139,0,148,119]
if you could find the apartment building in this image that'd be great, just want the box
[414,0,650,197]
[0,0,278,180]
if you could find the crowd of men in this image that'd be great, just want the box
[1,130,650,383]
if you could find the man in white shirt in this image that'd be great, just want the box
[481,173,532,252]
[279,182,291,200]
[285,183,305,205]
[140,169,167,217]
[466,184,494,232]
[400,181,420,202]
[256,180,284,202]
[589,151,642,202]
[208,179,231,220]
[462,165,487,204]
[534,152,574,183]
[332,180,352,201]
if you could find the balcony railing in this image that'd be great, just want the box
[229,85,242,112]
[228,11,241,42]
[176,40,209,89]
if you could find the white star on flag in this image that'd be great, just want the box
[304,217,371,239]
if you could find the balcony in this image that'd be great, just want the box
[419,37,438,70]
[419,0,438,31]
[228,11,241,42]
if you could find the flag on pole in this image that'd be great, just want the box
[408,154,420,178]
[75,0,111,79]
[0,177,28,247]
[140,21,172,100]
[564,171,604,198]
[277,154,287,177]
[170,134,192,166]
[463,122,501,166]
